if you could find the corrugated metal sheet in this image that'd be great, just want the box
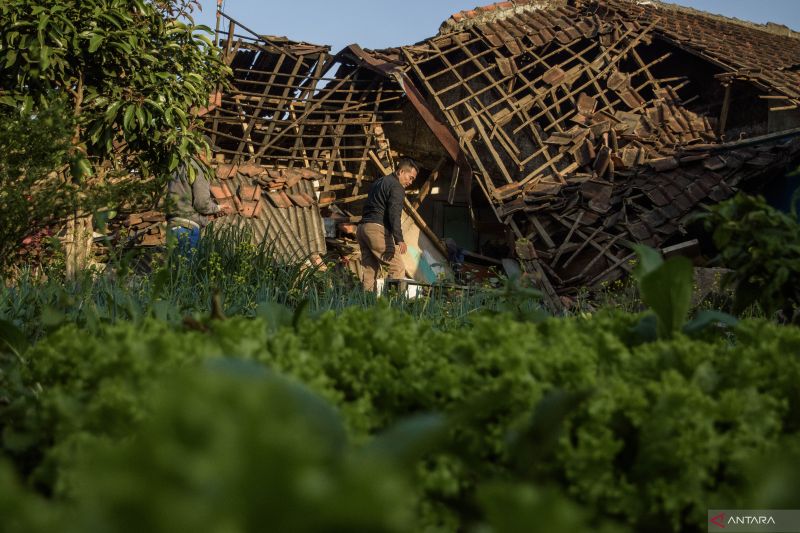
[214,172,326,263]
[282,180,326,257]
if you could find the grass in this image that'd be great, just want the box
[1,226,546,340]
[3,225,776,341]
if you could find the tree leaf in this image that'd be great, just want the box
[683,310,739,336]
[0,319,29,356]
[363,413,446,467]
[639,256,693,338]
[40,45,50,69]
[4,49,18,68]
[135,106,145,128]
[88,33,103,53]
[104,100,122,122]
[0,95,18,107]
[632,244,664,281]
[123,104,135,131]
[630,313,659,344]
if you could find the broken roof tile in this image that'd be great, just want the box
[542,65,566,85]
[648,157,680,172]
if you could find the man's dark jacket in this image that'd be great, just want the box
[360,173,405,243]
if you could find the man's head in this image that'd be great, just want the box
[396,158,418,188]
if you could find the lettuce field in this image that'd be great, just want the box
[1,230,800,533]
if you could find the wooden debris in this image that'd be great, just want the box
[146,5,800,295]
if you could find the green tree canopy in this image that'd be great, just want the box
[0,0,229,180]
[0,0,230,275]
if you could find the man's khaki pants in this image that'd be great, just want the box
[357,222,405,291]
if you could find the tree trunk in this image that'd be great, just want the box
[64,213,93,278]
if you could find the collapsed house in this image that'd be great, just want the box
[125,0,800,306]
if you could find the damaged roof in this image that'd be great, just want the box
[391,0,800,301]
[592,0,800,103]
[187,3,800,304]
[440,0,800,103]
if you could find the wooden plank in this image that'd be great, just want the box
[464,102,515,184]
[403,198,448,257]
[447,164,460,205]
[529,215,556,249]
[413,155,447,209]
[253,68,358,157]
[718,83,732,137]
[574,234,623,279]
[333,193,369,204]
[402,49,506,224]
[552,210,583,265]
[553,215,634,273]
[561,225,604,268]
[368,149,390,175]
[234,52,289,157]
[513,233,563,312]
[512,21,657,135]
[449,33,600,116]
[587,252,636,285]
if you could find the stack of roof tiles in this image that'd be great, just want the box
[211,164,324,215]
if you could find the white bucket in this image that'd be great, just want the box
[376,278,421,299]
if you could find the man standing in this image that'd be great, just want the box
[166,95,232,253]
[357,158,418,291]
[166,143,233,252]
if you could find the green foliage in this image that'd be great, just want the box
[0,364,428,533]
[631,245,737,341]
[700,193,800,318]
[2,303,799,532]
[633,245,693,338]
[0,0,228,181]
[0,105,75,273]
[0,0,230,275]
[1,227,538,340]
[477,482,627,533]
[63,366,425,533]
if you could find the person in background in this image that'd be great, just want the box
[166,93,233,253]
[357,158,418,291]
[166,145,232,253]
[444,237,465,283]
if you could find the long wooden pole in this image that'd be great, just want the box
[718,83,732,137]
[214,0,222,48]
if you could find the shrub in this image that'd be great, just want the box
[699,193,800,319]
[3,305,799,531]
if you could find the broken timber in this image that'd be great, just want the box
[102,2,797,303]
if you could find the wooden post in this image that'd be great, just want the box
[65,214,93,279]
[718,83,732,137]
[214,0,222,48]
[412,156,447,210]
